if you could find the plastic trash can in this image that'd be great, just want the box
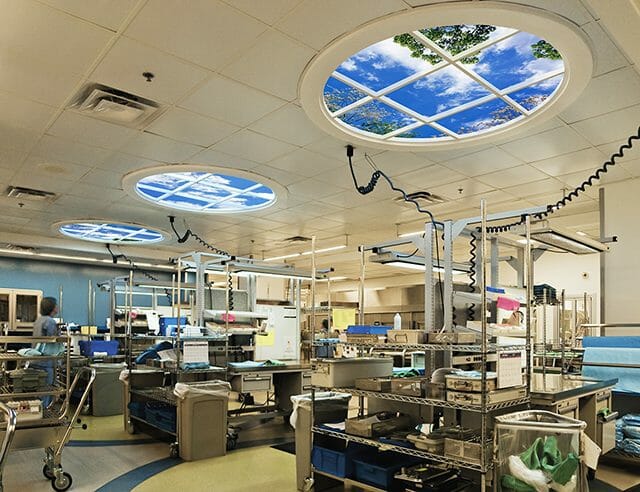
[174,381,231,461]
[289,391,351,429]
[89,363,127,416]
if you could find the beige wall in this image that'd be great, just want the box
[603,177,640,333]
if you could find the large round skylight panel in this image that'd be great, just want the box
[300,3,592,149]
[57,221,165,244]
[124,166,279,214]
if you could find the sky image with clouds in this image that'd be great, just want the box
[324,25,564,138]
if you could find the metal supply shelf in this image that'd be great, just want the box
[130,415,176,436]
[0,353,66,362]
[312,426,486,472]
[313,469,386,492]
[130,387,177,405]
[0,386,66,399]
[336,342,529,352]
[328,387,530,412]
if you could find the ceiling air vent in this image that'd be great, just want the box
[6,186,56,201]
[282,236,312,243]
[69,83,163,128]
[394,191,445,205]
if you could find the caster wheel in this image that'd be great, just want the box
[169,443,179,458]
[51,472,73,492]
[42,464,54,480]
[126,421,136,434]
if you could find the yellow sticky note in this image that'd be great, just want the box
[256,331,275,346]
[332,308,356,330]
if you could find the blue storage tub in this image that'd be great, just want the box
[79,340,119,356]
[312,442,369,478]
[346,325,391,335]
[159,317,187,336]
[145,403,176,433]
[128,401,146,419]
[353,452,421,489]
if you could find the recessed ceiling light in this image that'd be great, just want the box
[57,221,165,244]
[124,166,281,214]
[300,4,592,150]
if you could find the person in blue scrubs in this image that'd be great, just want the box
[31,297,61,407]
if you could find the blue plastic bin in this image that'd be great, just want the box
[159,317,187,336]
[78,340,119,356]
[353,452,421,489]
[346,325,391,335]
[128,401,146,419]
[145,403,176,433]
[311,442,368,478]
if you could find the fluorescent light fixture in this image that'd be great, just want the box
[370,251,468,275]
[264,244,346,262]
[525,224,608,254]
[398,230,423,238]
[329,276,348,281]
[0,248,174,269]
[576,231,587,236]
[384,261,467,275]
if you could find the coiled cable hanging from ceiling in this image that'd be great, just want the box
[346,145,445,315]
[105,244,173,305]
[485,125,640,233]
[467,230,478,321]
[167,216,235,315]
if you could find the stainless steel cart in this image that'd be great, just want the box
[0,335,96,491]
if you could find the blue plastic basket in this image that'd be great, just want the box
[78,340,119,356]
[159,317,187,336]
[353,452,421,489]
[346,325,391,335]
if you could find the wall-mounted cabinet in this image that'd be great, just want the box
[0,288,42,334]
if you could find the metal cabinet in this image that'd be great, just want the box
[0,288,42,334]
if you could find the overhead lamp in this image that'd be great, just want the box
[398,230,423,238]
[264,244,346,262]
[524,224,608,254]
[370,251,468,275]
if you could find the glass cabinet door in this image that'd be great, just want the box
[0,293,9,325]
[15,294,39,327]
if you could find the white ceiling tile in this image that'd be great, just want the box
[529,147,607,176]
[180,74,286,127]
[0,127,41,153]
[287,201,342,218]
[0,215,30,225]
[125,0,267,70]
[499,126,591,162]
[558,166,631,188]
[65,182,127,200]
[395,164,467,189]
[97,152,156,174]
[287,177,339,199]
[503,177,566,199]
[0,1,112,103]
[581,21,629,77]
[120,132,202,162]
[313,167,357,190]
[222,29,315,100]
[211,130,296,163]
[597,139,640,163]
[268,149,342,178]
[477,165,549,188]
[0,149,25,173]
[276,0,407,50]
[319,189,384,208]
[19,155,91,181]
[52,193,114,211]
[223,0,302,25]
[39,0,139,30]
[429,179,494,201]
[571,104,640,146]
[0,166,17,183]
[559,67,640,123]
[147,108,240,147]
[31,135,112,167]
[249,104,326,146]
[250,164,305,186]
[507,0,595,25]
[303,135,385,163]
[414,144,492,164]
[0,91,56,132]
[78,168,124,190]
[91,37,210,105]
[47,111,138,150]
[10,170,75,194]
[187,149,261,171]
[368,152,436,177]
[620,158,640,178]
[442,147,524,177]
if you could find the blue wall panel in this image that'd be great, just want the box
[0,258,172,327]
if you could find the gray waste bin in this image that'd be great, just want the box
[89,363,126,416]
[174,381,231,461]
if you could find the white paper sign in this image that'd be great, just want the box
[182,341,209,363]
[497,351,523,388]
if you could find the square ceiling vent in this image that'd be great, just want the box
[69,83,163,128]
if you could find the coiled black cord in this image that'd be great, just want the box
[168,216,231,257]
[105,244,173,305]
[168,216,235,313]
[467,231,478,321]
[347,145,445,315]
[485,126,640,232]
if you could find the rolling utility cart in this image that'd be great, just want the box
[0,335,95,491]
